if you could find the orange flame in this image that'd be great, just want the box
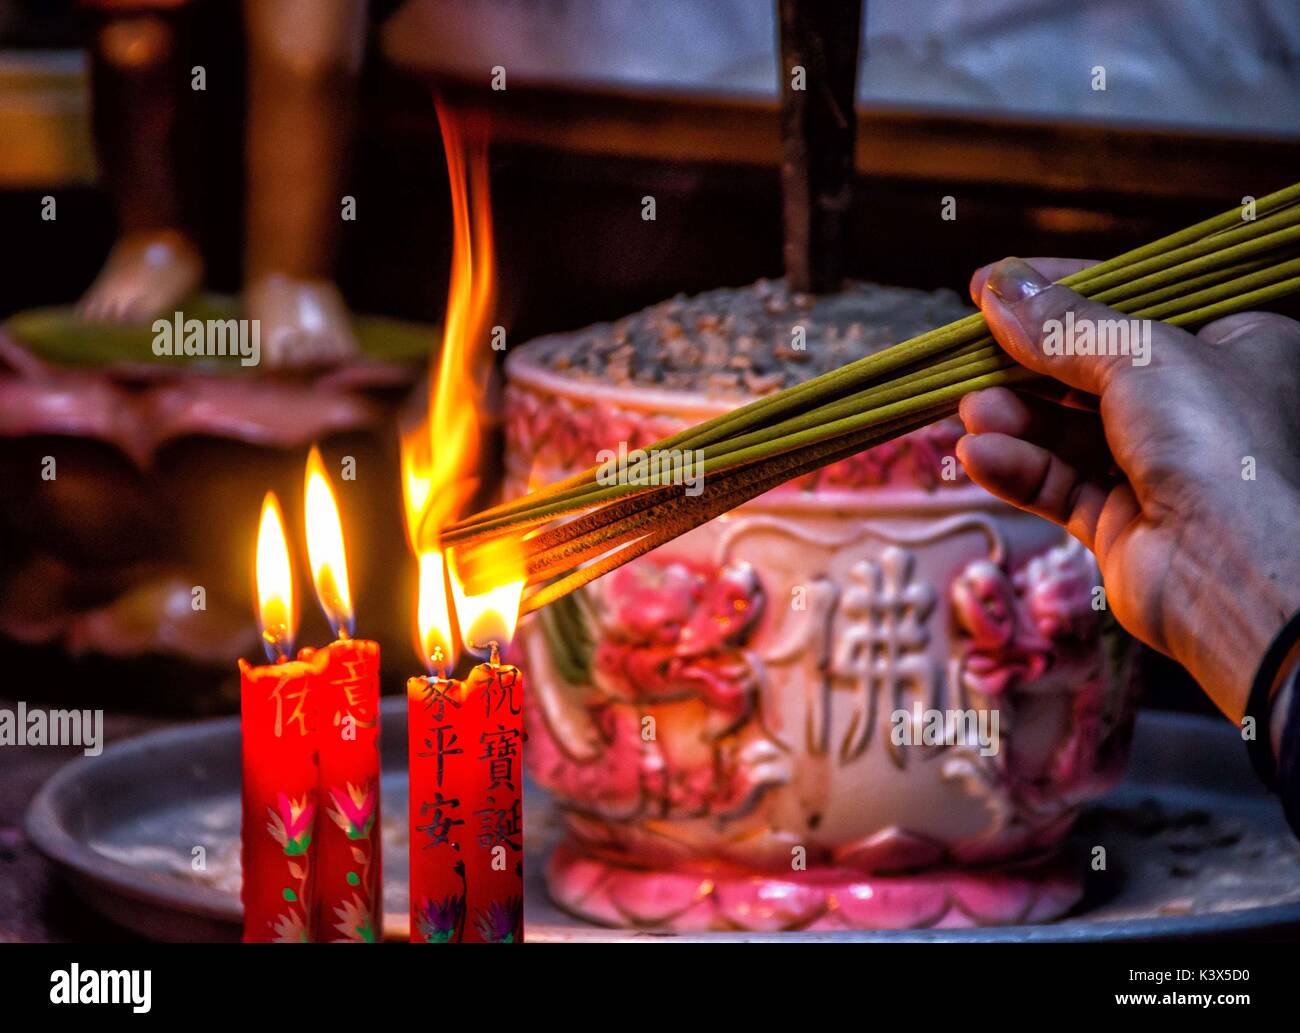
[415,549,456,675]
[400,105,495,551]
[254,491,296,660]
[449,538,526,651]
[303,445,353,639]
[402,103,523,664]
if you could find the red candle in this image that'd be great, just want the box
[407,669,471,942]
[397,102,525,941]
[407,654,523,943]
[407,548,526,943]
[407,550,470,942]
[460,644,525,943]
[241,493,322,943]
[303,446,383,943]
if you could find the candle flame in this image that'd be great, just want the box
[416,549,456,674]
[449,538,525,652]
[255,491,296,660]
[400,103,495,554]
[400,429,434,555]
[403,103,519,666]
[304,445,354,639]
[428,103,494,526]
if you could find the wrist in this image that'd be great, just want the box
[1168,488,1300,719]
[1276,661,1300,839]
[1271,672,1296,760]
[1244,609,1300,788]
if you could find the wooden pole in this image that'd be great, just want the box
[778,0,863,294]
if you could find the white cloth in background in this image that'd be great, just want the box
[383,0,1300,135]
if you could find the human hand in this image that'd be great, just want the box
[958,257,1300,719]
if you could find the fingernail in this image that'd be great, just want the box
[985,258,1051,305]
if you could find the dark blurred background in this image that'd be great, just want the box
[4,0,1297,334]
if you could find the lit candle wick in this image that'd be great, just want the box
[428,644,450,681]
[261,626,290,664]
[467,639,501,666]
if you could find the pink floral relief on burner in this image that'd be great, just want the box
[527,557,781,825]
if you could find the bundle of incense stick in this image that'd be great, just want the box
[446,183,1300,615]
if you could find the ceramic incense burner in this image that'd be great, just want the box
[507,280,1137,932]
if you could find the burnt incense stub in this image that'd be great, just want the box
[506,279,1139,933]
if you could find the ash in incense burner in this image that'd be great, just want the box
[529,278,972,397]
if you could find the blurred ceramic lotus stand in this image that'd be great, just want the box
[0,0,430,711]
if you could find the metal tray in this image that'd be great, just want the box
[25,701,1300,941]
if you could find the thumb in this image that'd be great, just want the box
[976,257,1186,397]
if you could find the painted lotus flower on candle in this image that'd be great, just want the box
[473,896,522,944]
[326,780,377,841]
[414,893,465,943]
[267,792,316,856]
[270,909,310,945]
[331,893,378,943]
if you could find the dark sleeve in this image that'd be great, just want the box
[1277,662,1300,840]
